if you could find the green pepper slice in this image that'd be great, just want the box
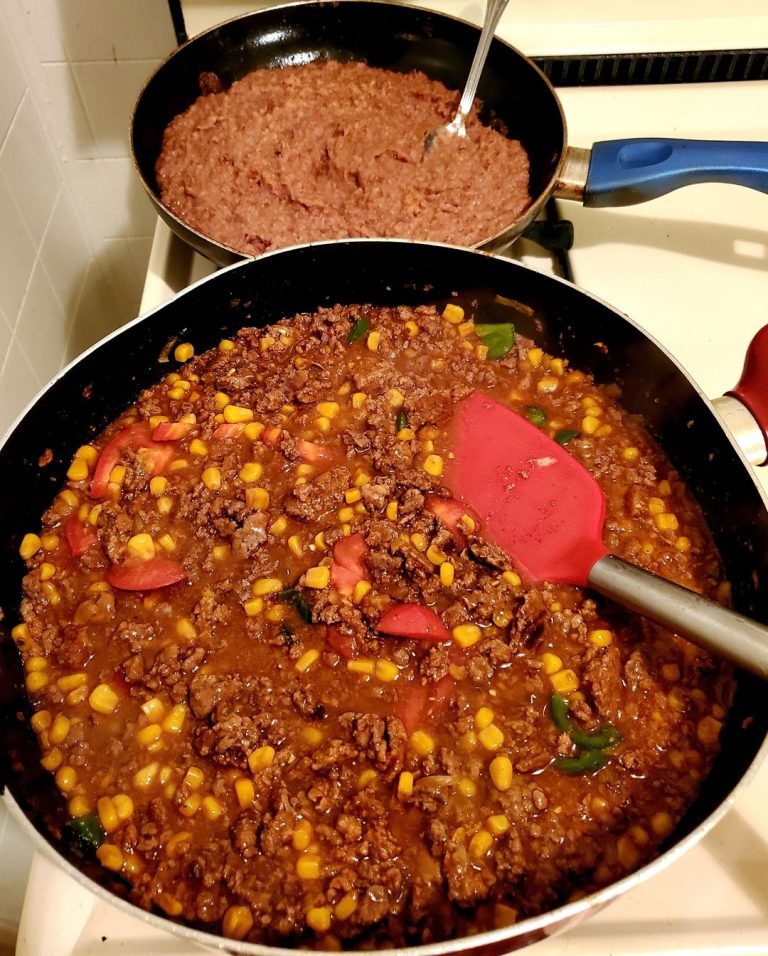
[395,410,409,432]
[348,315,371,345]
[67,812,105,853]
[554,428,580,446]
[525,406,547,428]
[553,749,607,775]
[277,587,313,624]
[550,694,621,750]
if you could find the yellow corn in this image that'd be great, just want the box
[155,893,183,916]
[656,512,679,531]
[334,893,358,921]
[244,421,265,440]
[247,487,270,510]
[223,404,254,424]
[475,706,494,730]
[49,715,71,745]
[218,339,235,352]
[253,577,282,596]
[304,566,330,589]
[202,796,224,821]
[338,506,354,523]
[374,659,399,682]
[469,830,493,858]
[352,391,367,409]
[366,331,381,351]
[133,762,160,789]
[30,710,52,733]
[352,580,371,604]
[306,906,331,933]
[222,905,254,941]
[581,415,600,435]
[179,792,202,817]
[541,652,562,675]
[248,745,276,772]
[478,724,505,751]
[296,855,321,880]
[126,533,155,561]
[189,438,208,456]
[410,731,435,756]
[550,669,580,694]
[316,401,340,419]
[623,446,640,461]
[174,342,194,362]
[588,629,613,647]
[270,516,288,535]
[397,771,414,800]
[163,703,187,733]
[357,769,377,789]
[295,649,320,672]
[292,819,313,851]
[650,811,674,837]
[457,777,476,797]
[68,796,91,818]
[200,466,221,491]
[442,303,464,323]
[244,597,264,616]
[348,659,375,675]
[55,766,77,793]
[385,500,398,521]
[452,623,481,648]
[439,561,455,586]
[397,427,416,441]
[89,683,119,715]
[40,748,62,771]
[96,843,124,872]
[488,754,514,791]
[410,532,428,552]
[137,723,162,747]
[66,458,89,482]
[487,814,510,836]
[19,533,42,560]
[148,476,168,497]
[137,697,162,719]
[97,795,119,832]
[405,320,419,337]
[423,454,443,477]
[426,544,447,566]
[113,794,134,821]
[235,777,255,809]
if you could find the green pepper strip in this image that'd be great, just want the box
[553,749,607,775]
[554,428,580,446]
[67,812,105,853]
[277,587,313,624]
[395,410,409,432]
[348,315,371,345]
[550,694,621,750]
[525,405,547,428]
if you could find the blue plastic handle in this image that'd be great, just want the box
[584,138,768,207]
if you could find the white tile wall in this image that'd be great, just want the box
[0,0,176,439]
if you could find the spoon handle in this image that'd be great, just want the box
[455,0,511,122]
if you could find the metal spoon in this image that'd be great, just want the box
[424,0,512,155]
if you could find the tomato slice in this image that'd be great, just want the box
[64,516,97,558]
[261,426,282,447]
[106,556,187,591]
[152,421,195,441]
[90,424,175,499]
[425,494,478,537]
[330,534,368,596]
[377,603,451,642]
[213,423,246,440]
[295,439,332,464]
[325,625,359,660]
[395,674,455,734]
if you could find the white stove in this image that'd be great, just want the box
[4,3,768,954]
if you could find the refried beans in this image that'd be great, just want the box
[155,61,531,255]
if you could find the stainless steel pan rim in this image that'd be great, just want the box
[3,236,766,954]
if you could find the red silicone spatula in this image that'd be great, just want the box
[446,392,768,679]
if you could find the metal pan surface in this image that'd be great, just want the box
[2,240,767,953]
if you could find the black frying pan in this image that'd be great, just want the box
[1,240,767,953]
[130,1,768,267]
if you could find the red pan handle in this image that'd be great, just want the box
[724,325,768,465]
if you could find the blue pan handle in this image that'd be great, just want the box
[584,138,768,207]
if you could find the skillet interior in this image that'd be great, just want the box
[1,240,766,945]
[130,1,565,264]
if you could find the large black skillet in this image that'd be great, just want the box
[130,0,768,267]
[1,240,768,954]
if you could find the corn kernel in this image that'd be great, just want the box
[487,814,510,836]
[133,761,160,789]
[68,796,91,818]
[397,427,416,441]
[541,652,562,675]
[96,843,124,872]
[656,512,679,531]
[222,905,254,941]
[223,404,253,425]
[459,731,477,751]
[292,819,313,851]
[650,811,675,837]
[397,771,414,800]
[270,516,288,536]
[661,662,681,682]
[146,469,172,501]
[201,795,224,821]
[449,663,467,680]
[366,331,380,351]
[19,533,42,560]
[489,754,513,791]
[304,566,330,589]
[648,497,666,516]
[247,487,270,510]
[337,507,354,524]
[55,766,77,793]
[423,454,443,477]
[617,834,642,869]
[137,723,162,747]
[410,532,428,552]
[162,703,187,733]
[307,906,331,933]
[235,777,255,809]
[526,347,542,367]
[49,715,71,745]
[296,855,321,880]
[253,577,282,596]
[442,303,464,323]
[357,769,378,789]
[588,629,613,647]
[478,724,505,751]
[25,656,47,673]
[265,604,286,623]
[30,710,52,733]
[97,795,120,832]
[316,401,340,419]
[410,730,435,756]
[66,457,90,482]
[248,745,276,772]
[675,536,692,553]
[155,893,183,917]
[89,683,119,715]
[350,580,371,605]
[112,793,134,821]
[348,659,375,675]
[295,649,320,672]
[334,892,358,921]
[243,421,264,441]
[40,748,62,771]
[697,715,722,746]
[452,623,481,648]
[475,706,494,730]
[457,777,476,797]
[243,597,264,616]
[426,544,447,566]
[126,533,155,561]
[550,669,580,694]
[622,446,640,461]
[439,561,455,586]
[173,342,194,362]
[469,830,493,858]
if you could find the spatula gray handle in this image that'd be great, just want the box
[589,554,768,679]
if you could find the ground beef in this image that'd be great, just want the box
[156,61,531,256]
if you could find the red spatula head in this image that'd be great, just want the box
[445,393,608,586]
